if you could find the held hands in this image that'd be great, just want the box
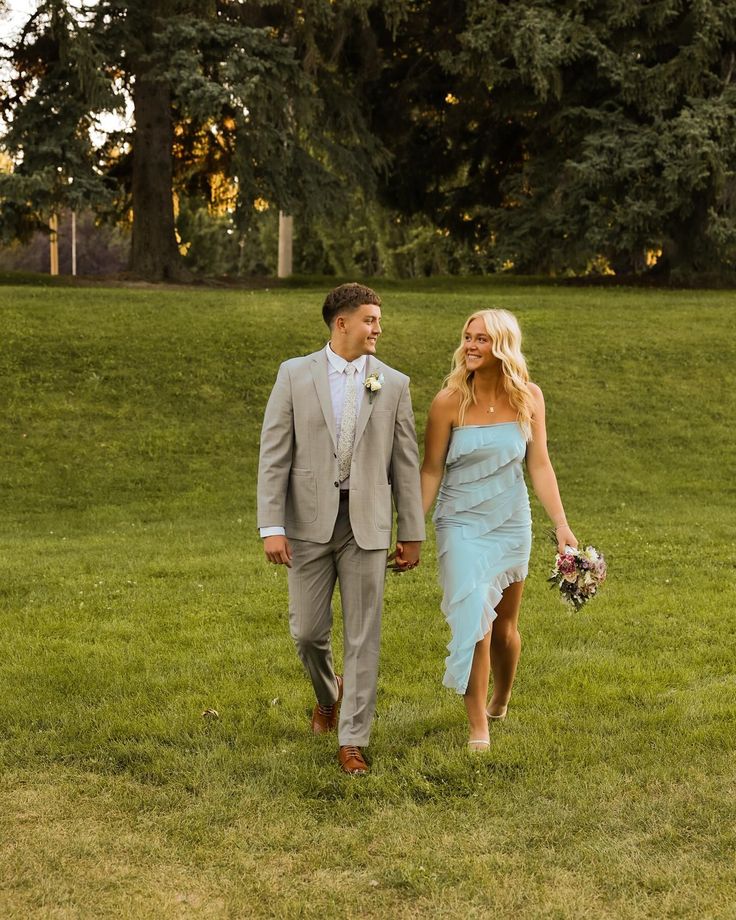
[387,540,421,573]
[263,535,292,567]
[555,524,578,554]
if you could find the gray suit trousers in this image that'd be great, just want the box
[287,496,387,746]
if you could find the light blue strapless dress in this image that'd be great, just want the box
[434,423,532,694]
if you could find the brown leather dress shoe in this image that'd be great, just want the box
[338,745,369,775]
[311,675,343,734]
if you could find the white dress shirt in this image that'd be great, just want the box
[260,343,367,538]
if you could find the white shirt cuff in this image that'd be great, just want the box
[260,526,286,538]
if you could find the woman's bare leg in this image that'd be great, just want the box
[463,630,492,744]
[488,580,525,714]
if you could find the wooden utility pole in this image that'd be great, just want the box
[71,211,77,276]
[278,211,293,278]
[49,214,59,275]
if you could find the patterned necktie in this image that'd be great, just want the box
[337,363,358,482]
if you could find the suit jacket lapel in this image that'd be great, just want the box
[310,351,337,450]
[353,356,378,450]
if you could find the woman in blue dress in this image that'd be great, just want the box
[421,310,578,751]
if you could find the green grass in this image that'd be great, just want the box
[1,282,734,919]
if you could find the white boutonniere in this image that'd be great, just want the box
[364,372,384,401]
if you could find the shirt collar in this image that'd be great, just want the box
[325,343,367,375]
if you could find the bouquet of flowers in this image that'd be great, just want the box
[548,541,607,610]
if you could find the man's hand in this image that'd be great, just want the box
[388,540,421,572]
[263,535,292,567]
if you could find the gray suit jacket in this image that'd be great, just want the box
[257,349,425,550]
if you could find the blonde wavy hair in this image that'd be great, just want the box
[444,309,535,440]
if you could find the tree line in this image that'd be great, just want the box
[1,0,735,281]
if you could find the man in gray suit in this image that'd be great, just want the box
[257,282,425,775]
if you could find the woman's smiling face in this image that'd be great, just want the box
[463,317,494,370]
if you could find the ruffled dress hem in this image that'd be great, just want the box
[442,564,528,695]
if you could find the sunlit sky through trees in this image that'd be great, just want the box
[1,0,130,141]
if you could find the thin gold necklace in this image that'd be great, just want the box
[487,392,504,413]
[474,381,501,414]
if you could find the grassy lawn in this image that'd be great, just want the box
[1,280,734,918]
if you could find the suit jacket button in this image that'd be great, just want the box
[334,481,339,487]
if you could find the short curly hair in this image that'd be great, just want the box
[322,282,381,329]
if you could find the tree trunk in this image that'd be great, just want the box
[130,72,189,281]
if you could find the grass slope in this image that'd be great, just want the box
[1,282,734,919]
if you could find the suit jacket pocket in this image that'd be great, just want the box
[374,483,393,532]
[286,470,317,524]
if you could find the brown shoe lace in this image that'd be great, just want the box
[342,746,362,761]
[317,702,336,716]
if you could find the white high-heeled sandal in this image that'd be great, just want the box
[486,704,508,721]
[467,739,491,752]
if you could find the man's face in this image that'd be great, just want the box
[336,304,382,359]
